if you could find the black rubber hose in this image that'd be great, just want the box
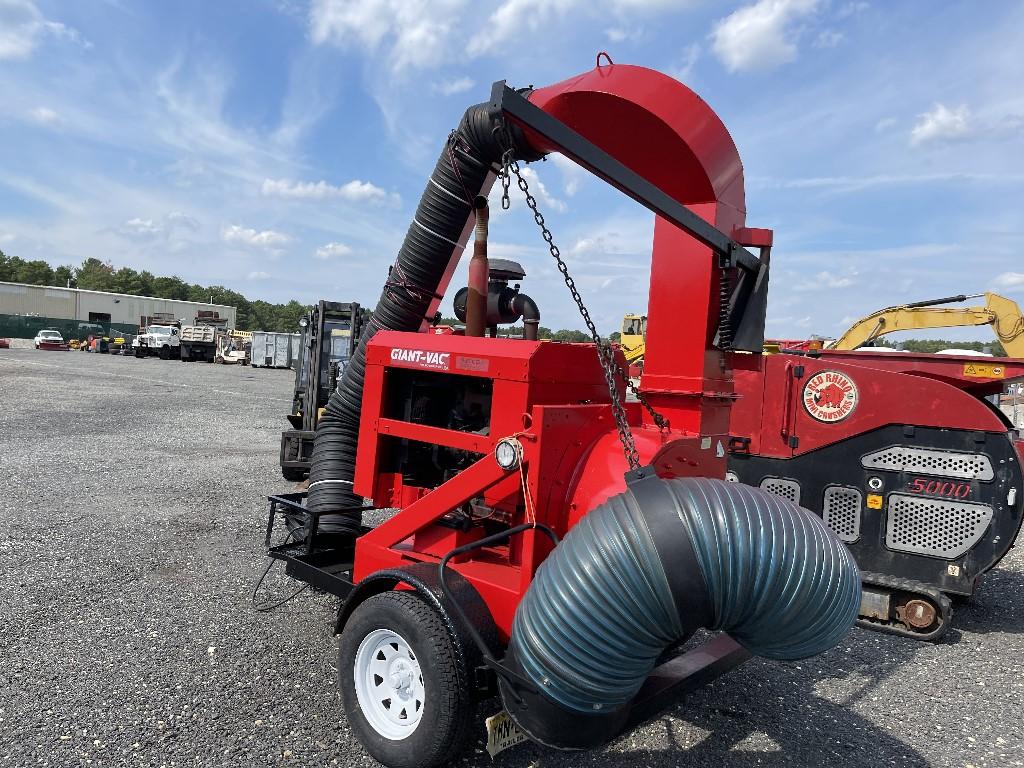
[305,99,540,535]
[500,476,861,749]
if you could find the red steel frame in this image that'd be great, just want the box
[349,64,771,640]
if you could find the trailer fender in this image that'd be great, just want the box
[335,563,501,696]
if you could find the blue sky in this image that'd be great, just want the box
[1,0,1022,338]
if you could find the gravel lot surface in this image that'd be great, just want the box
[1,348,1022,768]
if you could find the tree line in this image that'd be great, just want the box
[3,252,1002,351]
[0,252,307,332]
[437,318,592,342]
[873,337,1006,357]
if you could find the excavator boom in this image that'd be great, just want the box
[830,292,1024,354]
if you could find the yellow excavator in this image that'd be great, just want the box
[619,313,647,364]
[830,292,1024,355]
[623,292,1024,363]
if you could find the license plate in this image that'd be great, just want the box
[485,710,527,758]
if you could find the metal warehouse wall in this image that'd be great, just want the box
[0,281,237,339]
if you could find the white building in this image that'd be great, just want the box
[0,281,237,339]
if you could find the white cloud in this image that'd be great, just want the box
[28,106,58,124]
[309,0,466,73]
[116,212,201,240]
[310,0,696,70]
[468,0,579,57]
[120,218,163,237]
[432,76,474,96]
[672,42,701,82]
[314,242,353,260]
[492,166,567,214]
[247,271,270,280]
[994,272,1024,290]
[793,270,858,291]
[222,225,291,249]
[165,211,200,230]
[710,0,821,73]
[752,171,1024,194]
[813,29,844,48]
[874,116,897,132]
[837,1,868,18]
[910,103,972,146]
[0,0,86,60]
[549,154,585,197]
[261,177,398,205]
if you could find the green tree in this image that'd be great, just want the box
[76,258,116,291]
[53,265,76,287]
[14,259,55,285]
[150,275,190,300]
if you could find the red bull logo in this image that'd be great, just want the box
[803,370,859,423]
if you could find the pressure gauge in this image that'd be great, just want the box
[495,438,522,470]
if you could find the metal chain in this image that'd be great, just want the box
[499,151,670,470]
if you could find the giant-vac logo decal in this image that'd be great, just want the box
[390,347,450,371]
[802,369,858,423]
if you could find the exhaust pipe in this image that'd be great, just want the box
[465,196,489,337]
[499,476,861,749]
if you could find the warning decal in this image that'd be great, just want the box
[963,363,1005,379]
[802,369,859,423]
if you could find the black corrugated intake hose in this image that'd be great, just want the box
[499,476,862,750]
[305,100,541,536]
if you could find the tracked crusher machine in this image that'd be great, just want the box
[263,62,862,768]
[730,348,1024,640]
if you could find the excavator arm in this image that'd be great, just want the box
[623,340,645,363]
[830,292,1024,355]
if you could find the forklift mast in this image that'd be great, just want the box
[280,300,368,481]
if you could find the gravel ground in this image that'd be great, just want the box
[1,348,1022,768]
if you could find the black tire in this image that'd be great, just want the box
[159,345,170,360]
[339,591,474,768]
[135,347,145,358]
[281,466,306,483]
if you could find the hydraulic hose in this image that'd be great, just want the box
[500,476,861,749]
[305,100,539,534]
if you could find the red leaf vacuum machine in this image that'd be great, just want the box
[262,61,861,768]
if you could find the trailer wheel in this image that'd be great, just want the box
[339,591,473,768]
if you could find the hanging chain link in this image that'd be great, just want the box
[498,146,669,470]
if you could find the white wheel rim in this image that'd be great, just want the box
[353,628,425,740]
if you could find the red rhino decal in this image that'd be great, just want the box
[814,382,847,409]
